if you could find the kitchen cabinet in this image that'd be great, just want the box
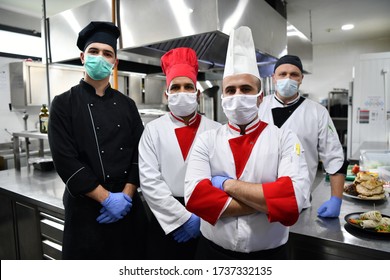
[328,89,349,157]
[0,192,64,260]
[7,61,129,109]
[40,212,64,260]
[14,201,43,259]
[0,194,17,259]
[0,194,42,259]
[0,168,65,260]
[7,61,83,108]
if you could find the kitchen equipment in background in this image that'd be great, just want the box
[348,52,390,159]
[5,61,129,109]
[31,157,54,171]
[48,0,299,76]
[328,88,349,158]
[200,85,220,121]
[359,150,390,172]
[378,166,390,182]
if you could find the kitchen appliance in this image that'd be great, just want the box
[46,0,312,123]
[48,0,291,76]
[348,52,390,160]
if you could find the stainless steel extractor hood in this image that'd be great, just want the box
[49,0,288,77]
[287,23,313,74]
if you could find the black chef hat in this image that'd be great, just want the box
[77,21,120,54]
[274,54,303,73]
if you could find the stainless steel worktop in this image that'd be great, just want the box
[0,167,64,215]
[0,168,389,259]
[290,178,390,258]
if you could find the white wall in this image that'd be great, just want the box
[300,37,390,103]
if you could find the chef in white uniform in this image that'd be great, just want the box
[184,27,310,260]
[139,47,221,259]
[258,55,348,218]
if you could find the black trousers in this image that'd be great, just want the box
[146,197,198,260]
[195,234,288,260]
[62,189,148,260]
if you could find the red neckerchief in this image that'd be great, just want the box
[173,113,202,161]
[228,121,268,179]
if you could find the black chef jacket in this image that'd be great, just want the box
[48,79,148,259]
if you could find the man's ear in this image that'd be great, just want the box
[271,73,276,84]
[196,89,201,104]
[80,52,85,64]
[257,91,264,107]
[113,58,119,68]
[163,90,168,102]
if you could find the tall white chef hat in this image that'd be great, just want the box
[223,26,260,80]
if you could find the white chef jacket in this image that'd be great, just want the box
[184,118,310,253]
[258,94,345,208]
[139,112,221,234]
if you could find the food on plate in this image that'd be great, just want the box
[348,210,390,233]
[359,210,382,222]
[344,171,385,199]
[380,217,390,226]
[356,184,384,196]
[351,164,360,175]
[344,183,359,196]
[359,219,380,229]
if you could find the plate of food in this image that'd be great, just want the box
[343,171,388,200]
[345,211,390,235]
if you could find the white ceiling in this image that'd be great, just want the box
[286,0,390,44]
[0,0,389,45]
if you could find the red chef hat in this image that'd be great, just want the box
[161,47,198,88]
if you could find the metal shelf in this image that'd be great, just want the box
[13,131,49,171]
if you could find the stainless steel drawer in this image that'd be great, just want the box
[39,212,64,260]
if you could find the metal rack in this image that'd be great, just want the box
[13,131,49,171]
[328,89,349,157]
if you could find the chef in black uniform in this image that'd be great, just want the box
[48,21,148,260]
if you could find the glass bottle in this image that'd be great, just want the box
[39,104,49,133]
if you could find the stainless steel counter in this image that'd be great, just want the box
[289,178,390,259]
[0,167,64,215]
[0,167,389,259]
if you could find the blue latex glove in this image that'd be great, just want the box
[317,196,342,218]
[96,207,119,224]
[172,214,200,243]
[101,192,132,220]
[211,175,232,190]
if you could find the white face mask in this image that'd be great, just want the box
[276,78,299,98]
[166,91,198,117]
[221,93,260,125]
